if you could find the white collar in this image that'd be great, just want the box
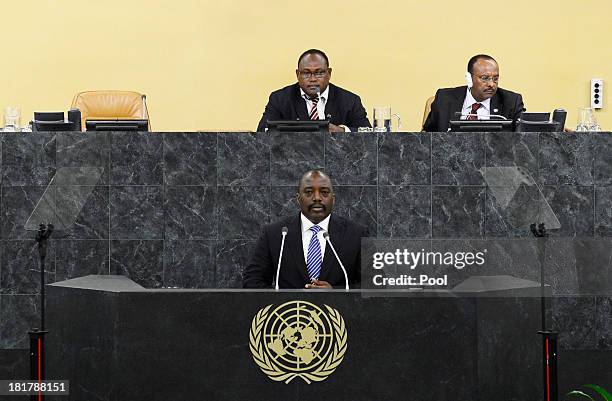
[464,87,491,111]
[300,213,331,234]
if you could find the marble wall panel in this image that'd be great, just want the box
[593,133,612,185]
[332,186,377,235]
[539,132,593,185]
[432,186,485,238]
[0,295,39,348]
[110,133,163,185]
[164,186,217,240]
[484,131,539,175]
[269,186,298,222]
[552,296,597,350]
[110,186,163,240]
[110,240,163,288]
[595,186,612,237]
[1,132,56,186]
[270,132,324,185]
[56,132,110,184]
[163,240,216,288]
[542,186,594,237]
[432,132,485,185]
[0,186,46,240]
[217,186,269,240]
[377,132,430,185]
[325,133,377,185]
[377,185,431,238]
[55,240,109,282]
[596,297,612,349]
[216,239,255,288]
[163,133,217,186]
[0,241,55,295]
[218,133,270,186]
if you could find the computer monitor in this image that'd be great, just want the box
[266,120,329,133]
[85,119,149,132]
[520,112,550,122]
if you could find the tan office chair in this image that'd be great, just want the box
[71,90,149,131]
[422,96,435,128]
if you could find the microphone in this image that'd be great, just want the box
[141,94,151,131]
[321,230,349,290]
[275,227,289,290]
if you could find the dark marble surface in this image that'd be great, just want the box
[110,186,164,239]
[432,186,485,238]
[0,131,611,355]
[432,132,485,185]
[110,132,163,185]
[378,132,430,185]
[163,132,216,185]
[218,132,269,186]
[377,185,431,238]
[539,132,593,185]
[110,240,163,288]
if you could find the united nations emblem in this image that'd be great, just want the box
[249,301,347,384]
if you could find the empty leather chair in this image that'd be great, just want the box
[71,90,149,131]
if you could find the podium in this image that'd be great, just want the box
[46,276,545,401]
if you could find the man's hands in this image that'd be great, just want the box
[328,123,346,133]
[305,279,332,289]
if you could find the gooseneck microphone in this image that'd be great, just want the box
[321,230,349,291]
[275,227,289,290]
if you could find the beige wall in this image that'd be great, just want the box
[2,0,610,131]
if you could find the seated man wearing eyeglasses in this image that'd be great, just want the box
[423,54,525,132]
[256,49,371,133]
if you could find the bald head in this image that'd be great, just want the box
[297,170,335,224]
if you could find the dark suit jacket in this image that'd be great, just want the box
[422,86,525,132]
[243,214,369,289]
[256,83,371,132]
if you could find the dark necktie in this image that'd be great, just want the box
[467,103,482,120]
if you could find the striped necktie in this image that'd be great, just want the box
[308,96,319,120]
[306,225,322,279]
[467,103,482,120]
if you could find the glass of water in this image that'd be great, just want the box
[4,106,21,132]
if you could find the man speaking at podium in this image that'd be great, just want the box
[256,49,371,132]
[243,170,368,289]
[423,54,525,132]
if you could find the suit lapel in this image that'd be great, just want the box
[319,215,346,282]
[286,214,311,283]
[450,86,466,121]
[490,92,501,116]
[291,84,310,121]
[324,84,337,123]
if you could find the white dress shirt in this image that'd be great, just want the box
[300,213,330,264]
[461,88,492,119]
[300,86,351,132]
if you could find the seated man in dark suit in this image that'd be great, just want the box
[243,170,368,289]
[423,54,525,132]
[256,49,371,133]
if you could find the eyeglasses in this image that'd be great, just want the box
[475,75,499,84]
[299,70,328,79]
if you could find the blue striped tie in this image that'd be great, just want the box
[306,225,322,279]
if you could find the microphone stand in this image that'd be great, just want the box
[29,223,53,401]
[530,222,558,401]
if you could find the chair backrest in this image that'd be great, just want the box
[422,96,435,128]
[71,90,148,131]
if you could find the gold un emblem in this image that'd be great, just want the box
[249,300,347,384]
